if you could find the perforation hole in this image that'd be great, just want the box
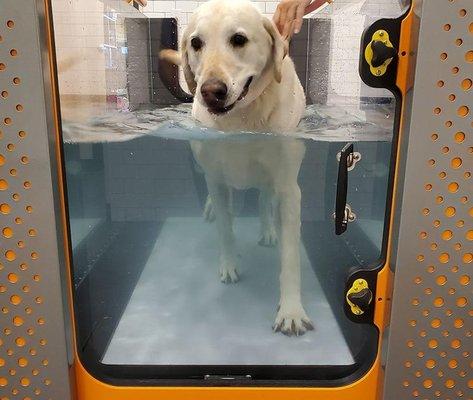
[20,377,30,387]
[452,66,460,74]
[436,275,447,285]
[0,203,11,214]
[448,182,459,192]
[451,157,462,168]
[448,93,456,101]
[9,49,18,57]
[441,52,448,60]
[460,274,470,285]
[456,296,467,307]
[454,319,464,329]
[457,105,469,117]
[466,51,473,62]
[462,78,472,90]
[10,295,21,305]
[12,77,21,85]
[5,251,16,262]
[445,206,456,217]
[434,297,445,307]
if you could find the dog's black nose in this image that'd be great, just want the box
[201,79,228,107]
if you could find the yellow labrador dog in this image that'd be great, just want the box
[161,0,312,336]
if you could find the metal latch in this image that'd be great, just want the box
[346,278,373,316]
[364,29,397,77]
[336,150,361,171]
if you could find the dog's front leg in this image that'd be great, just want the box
[258,189,277,247]
[273,185,313,336]
[206,179,239,283]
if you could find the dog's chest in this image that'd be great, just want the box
[190,140,277,189]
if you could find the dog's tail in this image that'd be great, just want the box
[159,49,182,66]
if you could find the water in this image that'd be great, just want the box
[62,103,394,144]
[63,102,392,376]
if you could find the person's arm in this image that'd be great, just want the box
[273,0,333,38]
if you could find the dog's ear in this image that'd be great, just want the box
[180,30,197,95]
[263,18,288,84]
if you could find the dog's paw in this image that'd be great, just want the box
[203,195,216,222]
[219,264,239,284]
[258,226,278,247]
[273,303,313,336]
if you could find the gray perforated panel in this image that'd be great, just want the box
[0,1,73,399]
[384,0,472,399]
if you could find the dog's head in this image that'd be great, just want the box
[179,0,287,115]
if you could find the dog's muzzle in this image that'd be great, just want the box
[201,77,253,115]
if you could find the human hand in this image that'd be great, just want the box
[273,0,331,39]
[273,0,311,38]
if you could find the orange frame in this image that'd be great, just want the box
[43,0,417,398]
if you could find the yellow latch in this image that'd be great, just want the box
[346,278,373,316]
[364,30,396,77]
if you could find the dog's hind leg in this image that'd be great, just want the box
[203,189,234,223]
[206,180,239,283]
[273,184,313,336]
[258,189,277,247]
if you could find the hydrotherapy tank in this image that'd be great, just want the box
[53,0,406,384]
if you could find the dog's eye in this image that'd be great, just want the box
[191,37,203,51]
[230,33,248,47]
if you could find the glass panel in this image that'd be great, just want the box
[52,0,407,383]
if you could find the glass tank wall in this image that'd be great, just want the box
[52,0,407,384]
